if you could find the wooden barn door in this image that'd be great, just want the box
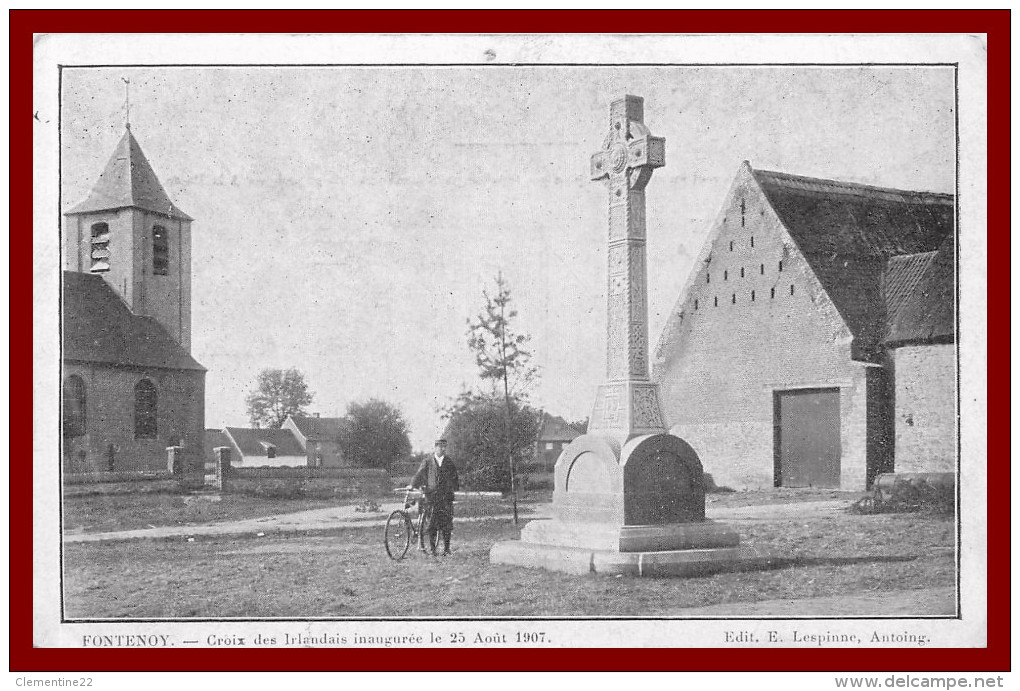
[774,389,841,488]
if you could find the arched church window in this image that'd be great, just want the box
[90,223,110,273]
[134,379,158,439]
[152,225,169,276]
[62,376,86,438]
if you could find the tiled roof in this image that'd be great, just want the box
[884,251,939,329]
[223,427,306,458]
[204,429,232,459]
[752,168,954,355]
[538,414,583,442]
[62,271,204,371]
[287,415,348,441]
[885,235,955,345]
[65,128,193,221]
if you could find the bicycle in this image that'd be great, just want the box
[384,486,437,560]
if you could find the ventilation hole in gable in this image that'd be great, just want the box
[751,290,756,302]
[731,293,736,304]
[740,267,745,278]
[760,263,765,275]
[706,273,711,284]
[750,235,755,248]
[770,287,775,299]
[714,296,718,307]
[729,241,734,252]
[790,284,795,296]
[779,260,784,272]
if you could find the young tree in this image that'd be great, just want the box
[244,368,314,428]
[340,398,412,470]
[465,273,540,523]
[467,273,539,400]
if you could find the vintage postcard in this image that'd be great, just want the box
[32,31,989,657]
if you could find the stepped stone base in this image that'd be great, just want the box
[490,539,775,578]
[520,518,738,553]
[492,518,773,578]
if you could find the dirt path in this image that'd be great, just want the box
[62,498,852,543]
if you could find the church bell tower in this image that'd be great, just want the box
[63,126,194,352]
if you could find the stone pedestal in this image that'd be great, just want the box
[489,95,772,578]
[491,431,772,576]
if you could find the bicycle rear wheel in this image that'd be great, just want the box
[384,510,412,560]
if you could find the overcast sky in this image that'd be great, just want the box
[60,65,955,449]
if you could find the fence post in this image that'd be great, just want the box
[215,446,232,492]
[167,446,184,476]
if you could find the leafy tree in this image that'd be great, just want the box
[464,273,540,521]
[340,398,412,470]
[444,394,541,493]
[245,368,314,428]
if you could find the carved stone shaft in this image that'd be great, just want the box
[590,95,665,382]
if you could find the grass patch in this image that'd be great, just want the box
[63,511,954,619]
[62,493,345,533]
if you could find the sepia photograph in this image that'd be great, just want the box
[30,29,991,658]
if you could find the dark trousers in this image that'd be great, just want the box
[426,498,454,552]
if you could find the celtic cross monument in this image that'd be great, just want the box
[587,94,668,443]
[492,95,762,576]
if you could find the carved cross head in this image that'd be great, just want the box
[590,95,665,191]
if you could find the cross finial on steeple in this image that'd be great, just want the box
[121,78,131,130]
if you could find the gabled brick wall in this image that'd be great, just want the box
[653,166,874,490]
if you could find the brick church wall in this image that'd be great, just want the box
[654,172,874,490]
[62,363,205,474]
[892,344,956,473]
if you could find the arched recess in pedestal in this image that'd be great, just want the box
[621,434,706,525]
[554,434,622,495]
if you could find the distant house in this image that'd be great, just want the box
[221,427,308,468]
[282,414,349,467]
[534,414,583,470]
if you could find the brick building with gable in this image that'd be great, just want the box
[652,162,955,490]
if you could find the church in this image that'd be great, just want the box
[652,162,955,491]
[62,126,205,473]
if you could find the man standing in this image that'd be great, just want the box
[411,438,460,556]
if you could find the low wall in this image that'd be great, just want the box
[63,470,204,496]
[222,466,391,499]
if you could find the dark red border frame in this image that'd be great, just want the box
[16,9,1007,673]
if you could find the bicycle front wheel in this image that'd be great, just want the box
[384,510,412,560]
[418,506,437,554]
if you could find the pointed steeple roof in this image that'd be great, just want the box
[65,128,193,220]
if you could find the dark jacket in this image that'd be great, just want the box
[412,455,459,504]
